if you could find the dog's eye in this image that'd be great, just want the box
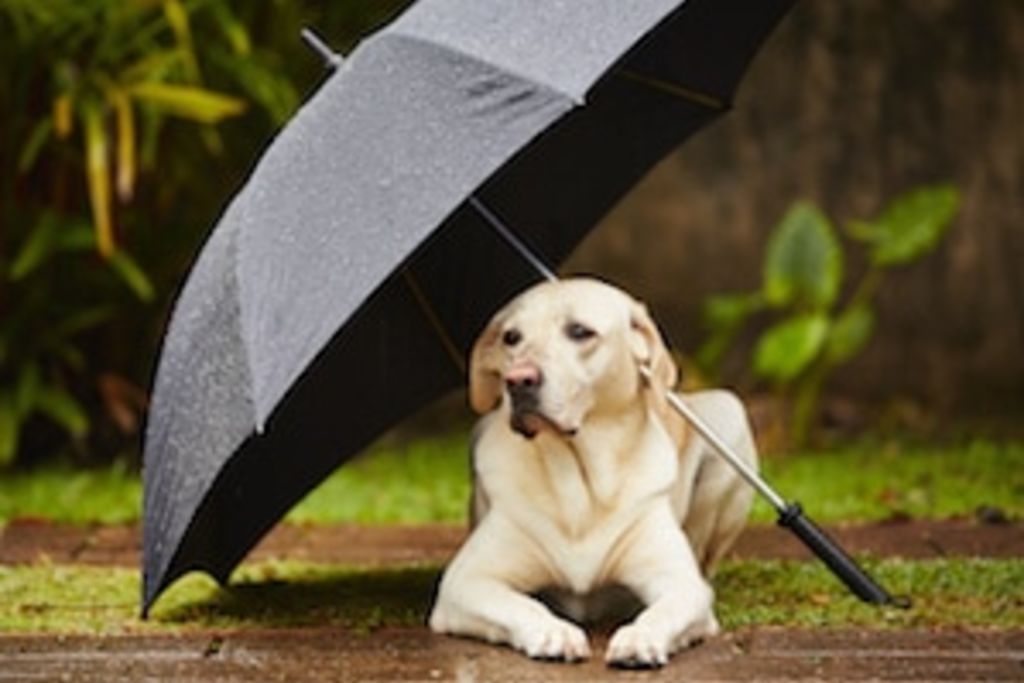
[565,322,596,342]
[502,328,522,347]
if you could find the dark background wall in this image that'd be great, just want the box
[567,0,1024,417]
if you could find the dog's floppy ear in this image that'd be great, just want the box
[468,318,504,414]
[629,300,678,391]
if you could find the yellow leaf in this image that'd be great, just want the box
[82,103,115,258]
[130,82,246,124]
[53,94,73,139]
[111,90,136,202]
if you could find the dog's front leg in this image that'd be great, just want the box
[429,520,591,661]
[606,509,719,668]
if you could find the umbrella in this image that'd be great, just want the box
[142,0,800,614]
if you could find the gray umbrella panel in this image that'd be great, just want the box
[238,33,573,430]
[240,0,696,430]
[143,0,795,612]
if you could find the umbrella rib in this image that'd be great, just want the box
[300,27,345,70]
[402,269,467,376]
[469,197,558,283]
[616,69,728,111]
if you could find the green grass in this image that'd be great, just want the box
[3,435,1020,637]
[284,433,471,525]
[749,438,1024,524]
[2,436,1022,527]
[0,460,141,526]
[1,557,1020,635]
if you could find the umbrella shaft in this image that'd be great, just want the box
[641,366,787,512]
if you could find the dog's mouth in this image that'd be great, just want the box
[510,409,577,440]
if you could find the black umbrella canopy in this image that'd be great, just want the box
[143,0,795,614]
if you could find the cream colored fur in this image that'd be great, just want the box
[429,278,758,667]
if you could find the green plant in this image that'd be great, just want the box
[0,1,302,466]
[697,185,959,446]
[0,0,415,467]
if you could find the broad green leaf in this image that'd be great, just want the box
[702,292,764,334]
[696,293,763,376]
[824,305,875,365]
[764,202,842,310]
[753,313,830,382]
[130,82,246,123]
[34,386,90,439]
[108,250,155,302]
[848,185,959,266]
[9,213,57,280]
[0,392,19,467]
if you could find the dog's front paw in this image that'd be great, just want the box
[515,619,591,662]
[606,624,670,669]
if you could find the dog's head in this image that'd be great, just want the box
[468,278,677,439]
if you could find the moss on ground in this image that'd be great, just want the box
[1,557,1021,635]
[1,436,1020,636]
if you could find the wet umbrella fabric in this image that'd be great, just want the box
[142,0,795,613]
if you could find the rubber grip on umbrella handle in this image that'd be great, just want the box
[778,503,910,608]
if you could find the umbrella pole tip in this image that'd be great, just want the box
[301,27,344,70]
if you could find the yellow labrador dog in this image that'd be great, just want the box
[429,278,757,668]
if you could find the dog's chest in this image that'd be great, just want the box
[477,421,680,591]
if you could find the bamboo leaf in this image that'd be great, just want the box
[121,49,185,85]
[53,93,73,139]
[82,101,116,258]
[211,1,250,56]
[9,213,58,281]
[110,89,136,202]
[15,364,42,417]
[52,306,117,340]
[35,386,90,439]
[163,0,201,82]
[209,47,297,124]
[17,118,53,174]
[130,82,246,123]
[54,221,100,252]
[108,250,155,302]
[0,391,19,467]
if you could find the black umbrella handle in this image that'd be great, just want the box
[778,503,909,607]
[647,369,908,608]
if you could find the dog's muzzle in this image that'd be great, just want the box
[505,365,577,439]
[505,364,547,439]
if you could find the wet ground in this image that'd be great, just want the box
[2,627,1021,681]
[2,517,1021,567]
[2,518,1022,681]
